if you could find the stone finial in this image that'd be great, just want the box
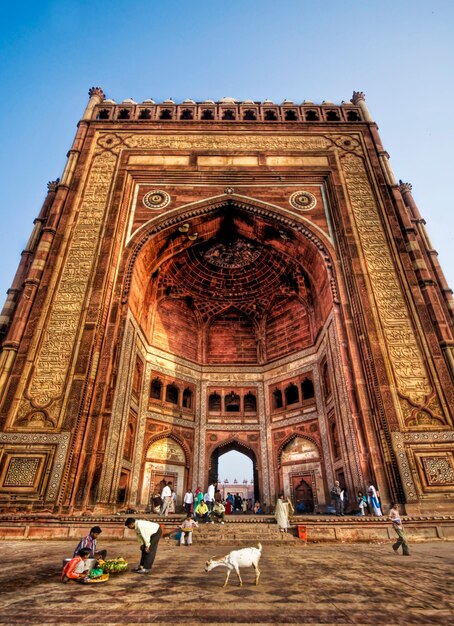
[398,180,413,194]
[351,91,366,105]
[88,87,105,100]
[47,178,60,192]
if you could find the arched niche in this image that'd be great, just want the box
[280,436,325,512]
[141,437,187,508]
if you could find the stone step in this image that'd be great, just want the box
[175,521,304,545]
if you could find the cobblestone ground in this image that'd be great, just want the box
[0,539,452,625]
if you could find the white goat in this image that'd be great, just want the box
[204,543,262,587]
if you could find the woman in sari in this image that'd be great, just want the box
[274,494,294,532]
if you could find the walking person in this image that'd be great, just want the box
[160,481,172,516]
[330,480,342,516]
[367,483,382,516]
[124,517,175,574]
[389,503,410,556]
[274,494,294,532]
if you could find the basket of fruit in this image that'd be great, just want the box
[100,557,128,574]
[80,568,109,584]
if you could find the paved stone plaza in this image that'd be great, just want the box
[0,539,452,625]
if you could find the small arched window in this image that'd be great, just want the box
[182,388,193,409]
[244,392,257,412]
[273,389,283,410]
[165,383,179,404]
[138,108,152,119]
[305,110,319,121]
[323,362,332,398]
[118,109,131,119]
[243,109,257,120]
[264,110,277,121]
[97,109,110,120]
[284,110,297,121]
[331,421,341,460]
[150,378,162,400]
[124,422,134,461]
[285,383,299,405]
[347,110,361,121]
[209,392,221,412]
[201,109,214,120]
[225,391,240,412]
[326,110,340,121]
[301,378,315,400]
[180,109,193,120]
[159,109,173,120]
[222,109,235,120]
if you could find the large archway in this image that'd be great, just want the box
[99,197,365,511]
[210,440,259,502]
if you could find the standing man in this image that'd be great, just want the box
[389,503,410,556]
[160,481,172,516]
[330,480,342,516]
[206,482,215,514]
[125,517,174,574]
[183,488,194,515]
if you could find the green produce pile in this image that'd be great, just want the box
[100,557,128,573]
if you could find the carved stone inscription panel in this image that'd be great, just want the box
[341,153,447,428]
[13,150,118,428]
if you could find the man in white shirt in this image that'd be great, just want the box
[205,482,215,514]
[125,517,174,573]
[183,489,194,515]
[160,481,172,516]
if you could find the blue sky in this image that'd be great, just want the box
[1,1,452,300]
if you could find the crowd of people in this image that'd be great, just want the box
[151,480,266,521]
[62,493,410,582]
[330,481,384,517]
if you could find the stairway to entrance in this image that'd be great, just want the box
[168,517,304,546]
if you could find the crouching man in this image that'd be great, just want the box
[125,517,175,574]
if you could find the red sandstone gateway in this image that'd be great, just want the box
[0,89,452,518]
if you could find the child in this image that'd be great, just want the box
[180,514,198,546]
[62,548,92,582]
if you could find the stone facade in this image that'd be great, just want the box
[0,89,453,514]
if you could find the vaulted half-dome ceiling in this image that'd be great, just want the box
[129,205,333,365]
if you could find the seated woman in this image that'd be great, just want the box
[195,499,210,523]
[62,548,92,583]
[253,501,262,515]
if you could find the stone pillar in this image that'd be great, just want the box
[351,91,373,122]
[60,87,105,188]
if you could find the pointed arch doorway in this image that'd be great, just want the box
[209,441,259,503]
